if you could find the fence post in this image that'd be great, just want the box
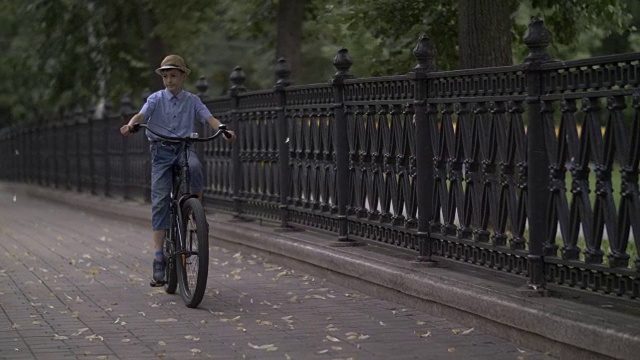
[63,110,72,190]
[141,89,152,202]
[229,66,246,217]
[195,80,208,164]
[120,94,133,200]
[331,48,355,244]
[409,35,438,262]
[523,18,552,293]
[104,101,113,197]
[88,105,97,195]
[275,58,293,229]
[35,120,43,186]
[74,106,83,192]
[53,121,60,189]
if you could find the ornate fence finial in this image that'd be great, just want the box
[229,66,246,96]
[141,88,151,103]
[119,93,133,115]
[196,76,209,98]
[275,57,292,87]
[413,35,437,72]
[333,48,353,78]
[523,17,552,64]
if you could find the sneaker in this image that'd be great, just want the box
[152,259,166,283]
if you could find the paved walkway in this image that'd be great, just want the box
[0,186,549,359]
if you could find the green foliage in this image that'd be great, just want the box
[0,0,636,129]
[0,0,218,127]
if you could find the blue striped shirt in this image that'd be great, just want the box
[139,89,212,141]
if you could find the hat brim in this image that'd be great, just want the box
[155,65,191,76]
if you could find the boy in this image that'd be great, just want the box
[120,54,236,285]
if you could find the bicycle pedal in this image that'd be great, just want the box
[149,280,166,287]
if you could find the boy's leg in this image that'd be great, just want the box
[150,145,176,283]
[153,230,164,252]
[187,150,205,202]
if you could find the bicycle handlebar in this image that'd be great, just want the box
[131,123,231,142]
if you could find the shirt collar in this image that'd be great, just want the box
[162,89,184,100]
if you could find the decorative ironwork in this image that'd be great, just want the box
[235,90,280,219]
[204,96,234,203]
[1,21,639,301]
[540,53,640,297]
[423,63,531,275]
[342,76,418,247]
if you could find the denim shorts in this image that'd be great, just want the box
[150,143,204,231]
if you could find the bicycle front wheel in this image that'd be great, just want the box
[176,198,209,308]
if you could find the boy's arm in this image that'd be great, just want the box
[206,116,236,141]
[120,113,145,136]
[205,116,223,128]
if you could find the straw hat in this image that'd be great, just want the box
[155,54,191,75]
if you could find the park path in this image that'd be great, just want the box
[0,185,549,359]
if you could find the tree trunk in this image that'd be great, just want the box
[457,0,516,69]
[138,6,166,91]
[276,0,306,83]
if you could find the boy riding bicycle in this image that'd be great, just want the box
[120,54,236,285]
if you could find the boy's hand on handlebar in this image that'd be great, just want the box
[120,124,141,136]
[217,124,236,142]
[120,124,133,136]
[223,130,236,142]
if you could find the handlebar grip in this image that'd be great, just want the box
[131,124,141,133]
[218,124,232,139]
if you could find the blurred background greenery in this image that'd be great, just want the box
[0,0,638,127]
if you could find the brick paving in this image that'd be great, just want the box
[0,186,550,359]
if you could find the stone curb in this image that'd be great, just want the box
[13,184,640,360]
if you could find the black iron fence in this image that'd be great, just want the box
[2,19,639,300]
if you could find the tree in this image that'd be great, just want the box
[311,0,632,71]
[1,0,215,122]
[457,0,516,68]
[0,0,635,129]
[276,0,306,82]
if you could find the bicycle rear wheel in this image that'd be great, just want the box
[176,197,209,308]
[163,229,178,294]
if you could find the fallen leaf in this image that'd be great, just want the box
[53,334,68,340]
[461,327,475,335]
[85,334,104,342]
[248,342,278,351]
[448,347,456,352]
[157,341,166,346]
[221,316,241,323]
[326,335,340,342]
[71,328,89,336]
[155,318,178,323]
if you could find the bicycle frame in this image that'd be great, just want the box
[131,122,228,307]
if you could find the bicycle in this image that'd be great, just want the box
[131,122,230,308]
